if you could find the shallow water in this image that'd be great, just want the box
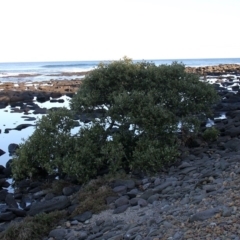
[0,96,72,167]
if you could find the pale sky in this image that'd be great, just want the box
[0,0,239,62]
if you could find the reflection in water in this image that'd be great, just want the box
[0,95,71,167]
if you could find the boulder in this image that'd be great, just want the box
[8,143,19,156]
[0,179,10,188]
[14,124,34,131]
[72,211,92,222]
[28,195,71,216]
[0,212,16,222]
[33,108,47,114]
[0,149,5,157]
[5,194,18,208]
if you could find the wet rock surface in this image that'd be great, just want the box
[0,79,83,103]
[185,63,240,76]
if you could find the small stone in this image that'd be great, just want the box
[138,198,148,207]
[142,183,151,190]
[115,196,129,207]
[62,186,75,196]
[48,229,66,240]
[71,220,79,225]
[140,189,154,200]
[113,204,129,214]
[65,221,71,228]
[112,185,127,194]
[189,207,221,222]
[222,206,232,217]
[141,178,149,184]
[73,211,92,222]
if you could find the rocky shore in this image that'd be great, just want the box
[0,79,83,105]
[1,64,240,239]
[185,63,240,76]
[0,63,239,105]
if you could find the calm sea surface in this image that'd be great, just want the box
[1,58,240,83]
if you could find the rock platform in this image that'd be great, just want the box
[0,79,83,104]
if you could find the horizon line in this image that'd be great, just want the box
[1,57,240,64]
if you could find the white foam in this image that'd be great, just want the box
[0,72,38,78]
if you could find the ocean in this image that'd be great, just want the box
[1,58,240,83]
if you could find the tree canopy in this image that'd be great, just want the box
[12,58,219,182]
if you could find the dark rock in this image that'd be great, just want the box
[48,229,67,240]
[189,207,221,222]
[129,198,139,206]
[0,149,5,157]
[67,204,77,215]
[72,211,92,222]
[62,186,75,196]
[29,187,42,194]
[112,179,135,189]
[4,129,10,134]
[113,204,129,214]
[0,165,5,173]
[36,95,50,103]
[0,102,7,109]
[224,138,240,151]
[153,182,172,194]
[10,107,24,113]
[50,99,65,103]
[105,196,118,205]
[44,193,55,201]
[8,143,19,155]
[0,179,10,188]
[50,92,62,98]
[28,195,71,216]
[222,206,232,217]
[126,188,138,199]
[138,198,148,207]
[0,190,8,201]
[0,212,16,222]
[16,179,31,188]
[22,116,36,121]
[14,124,34,131]
[115,196,129,207]
[13,193,22,199]
[178,161,192,169]
[112,185,127,194]
[179,167,197,175]
[33,108,47,114]
[30,181,42,189]
[4,159,12,178]
[140,189,154,200]
[6,208,27,217]
[5,194,18,208]
[147,194,160,204]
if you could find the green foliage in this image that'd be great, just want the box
[61,123,108,182]
[12,107,76,181]
[202,127,219,142]
[12,57,219,183]
[0,211,65,240]
[71,57,218,172]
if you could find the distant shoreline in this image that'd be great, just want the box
[0,64,240,104]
